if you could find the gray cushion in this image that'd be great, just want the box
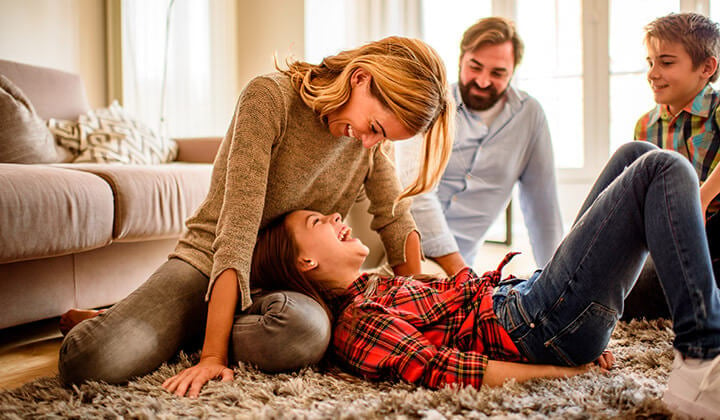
[0,75,68,163]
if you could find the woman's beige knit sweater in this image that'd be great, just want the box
[170,73,417,310]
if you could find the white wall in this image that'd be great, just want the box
[236,0,305,89]
[0,0,108,108]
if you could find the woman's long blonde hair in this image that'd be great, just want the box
[278,36,455,201]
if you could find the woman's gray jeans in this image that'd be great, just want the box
[58,258,331,384]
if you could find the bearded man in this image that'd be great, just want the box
[397,16,563,275]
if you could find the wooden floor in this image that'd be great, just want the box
[0,235,534,392]
[0,317,63,390]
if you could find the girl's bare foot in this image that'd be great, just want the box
[59,309,103,336]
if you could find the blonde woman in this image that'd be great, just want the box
[58,36,454,397]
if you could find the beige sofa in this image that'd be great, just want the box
[0,60,220,330]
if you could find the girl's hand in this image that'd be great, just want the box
[594,350,615,371]
[162,356,233,398]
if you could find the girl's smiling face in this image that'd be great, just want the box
[326,69,414,148]
[284,210,368,289]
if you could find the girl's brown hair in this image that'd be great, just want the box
[278,36,455,202]
[250,213,334,321]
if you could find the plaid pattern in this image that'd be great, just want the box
[331,253,525,389]
[634,84,720,218]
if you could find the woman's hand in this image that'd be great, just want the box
[162,356,233,397]
[162,269,238,397]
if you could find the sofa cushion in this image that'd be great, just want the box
[60,163,213,241]
[0,75,69,163]
[0,164,114,263]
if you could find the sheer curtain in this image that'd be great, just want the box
[120,0,237,138]
[304,0,422,63]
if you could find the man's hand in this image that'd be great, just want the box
[162,356,233,398]
[432,252,467,276]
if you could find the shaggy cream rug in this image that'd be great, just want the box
[0,319,676,419]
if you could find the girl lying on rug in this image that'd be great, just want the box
[248,142,720,419]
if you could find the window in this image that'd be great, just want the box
[305,0,422,65]
[609,0,679,153]
[515,0,583,169]
[420,1,491,84]
[115,0,237,138]
[304,0,715,215]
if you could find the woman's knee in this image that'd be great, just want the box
[58,313,174,384]
[230,291,331,372]
[57,318,129,384]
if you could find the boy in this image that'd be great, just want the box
[625,12,720,320]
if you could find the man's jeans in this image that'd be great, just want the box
[493,142,720,365]
[59,258,331,384]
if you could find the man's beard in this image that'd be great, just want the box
[458,79,506,111]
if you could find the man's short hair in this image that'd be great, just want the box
[645,12,720,82]
[460,17,524,67]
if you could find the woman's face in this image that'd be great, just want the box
[285,210,369,277]
[326,69,414,149]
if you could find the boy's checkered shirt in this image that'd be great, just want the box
[635,83,720,218]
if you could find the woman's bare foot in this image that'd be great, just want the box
[59,309,103,336]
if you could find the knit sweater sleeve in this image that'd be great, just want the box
[207,76,285,310]
[364,142,418,266]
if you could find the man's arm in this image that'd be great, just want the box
[517,102,564,266]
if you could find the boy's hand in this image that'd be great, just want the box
[162,356,233,398]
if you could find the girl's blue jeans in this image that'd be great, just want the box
[493,141,720,364]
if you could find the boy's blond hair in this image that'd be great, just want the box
[279,36,455,202]
[645,12,720,82]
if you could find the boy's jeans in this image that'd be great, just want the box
[494,142,720,365]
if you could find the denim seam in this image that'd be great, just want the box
[660,167,707,329]
[545,340,574,365]
[543,302,617,366]
[534,180,629,330]
[513,291,533,326]
[569,180,633,289]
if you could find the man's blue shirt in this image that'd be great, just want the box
[396,83,563,266]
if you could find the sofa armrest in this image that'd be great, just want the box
[174,137,222,163]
